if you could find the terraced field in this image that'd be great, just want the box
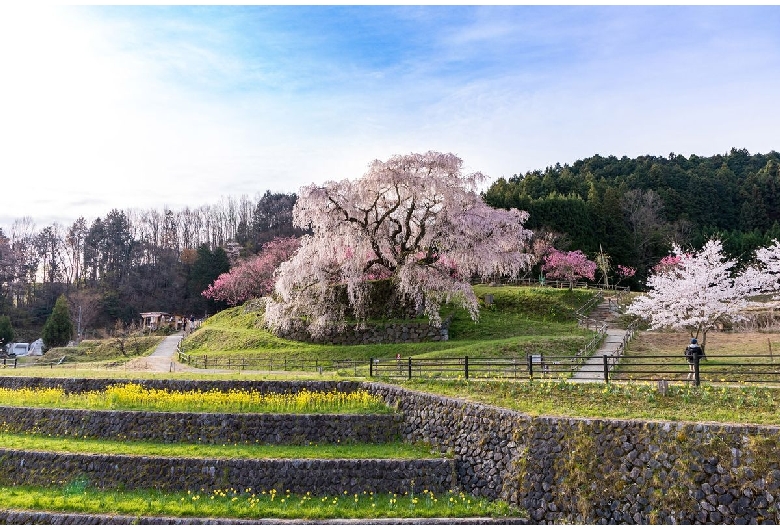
[0,378,521,523]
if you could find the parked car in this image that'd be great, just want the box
[3,342,29,358]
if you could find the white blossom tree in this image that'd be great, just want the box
[626,239,761,350]
[265,151,534,337]
[747,239,780,296]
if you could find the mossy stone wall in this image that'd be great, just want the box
[0,407,400,445]
[0,448,454,496]
[366,382,780,524]
[276,321,449,345]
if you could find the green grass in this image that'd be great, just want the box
[180,285,595,362]
[0,432,433,460]
[400,378,780,425]
[0,484,521,520]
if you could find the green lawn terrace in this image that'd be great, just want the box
[178,285,597,369]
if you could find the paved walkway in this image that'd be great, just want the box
[122,334,191,373]
[569,297,627,383]
[569,327,626,382]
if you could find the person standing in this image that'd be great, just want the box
[685,338,704,381]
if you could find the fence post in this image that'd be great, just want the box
[603,355,609,383]
[464,355,469,380]
[14,358,17,368]
[408,357,412,380]
[527,354,533,380]
[204,355,207,370]
[369,357,373,378]
[694,355,700,387]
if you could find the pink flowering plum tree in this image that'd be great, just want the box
[265,151,535,338]
[541,249,597,288]
[626,239,761,350]
[615,264,636,287]
[202,237,300,306]
[651,254,683,274]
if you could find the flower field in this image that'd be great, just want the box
[0,484,521,520]
[0,383,391,414]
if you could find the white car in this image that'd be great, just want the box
[6,343,29,357]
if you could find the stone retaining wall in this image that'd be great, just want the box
[0,449,454,496]
[0,407,400,444]
[276,321,449,345]
[3,377,779,523]
[365,382,780,524]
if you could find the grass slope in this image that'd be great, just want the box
[181,285,595,361]
[0,433,433,460]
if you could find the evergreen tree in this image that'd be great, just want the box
[0,315,14,349]
[41,295,74,348]
[189,244,231,315]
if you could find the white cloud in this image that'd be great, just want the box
[1,6,779,230]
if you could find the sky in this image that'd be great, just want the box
[1,5,779,229]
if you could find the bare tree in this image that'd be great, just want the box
[67,289,102,341]
[621,189,669,271]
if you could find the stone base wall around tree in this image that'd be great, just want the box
[276,321,449,345]
[364,382,780,524]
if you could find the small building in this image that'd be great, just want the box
[140,312,170,331]
[140,312,188,332]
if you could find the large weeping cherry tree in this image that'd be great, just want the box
[265,151,535,338]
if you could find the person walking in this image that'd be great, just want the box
[685,338,704,382]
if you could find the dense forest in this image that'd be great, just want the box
[1,148,778,342]
[484,148,780,283]
[0,191,303,341]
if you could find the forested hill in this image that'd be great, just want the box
[484,148,780,280]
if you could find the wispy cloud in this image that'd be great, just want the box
[0,6,778,229]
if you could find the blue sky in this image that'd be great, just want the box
[1,5,779,228]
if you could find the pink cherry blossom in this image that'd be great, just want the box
[616,265,636,279]
[541,249,597,287]
[202,237,300,305]
[265,151,534,337]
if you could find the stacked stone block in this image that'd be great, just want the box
[365,382,780,524]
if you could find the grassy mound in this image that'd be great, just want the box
[180,285,596,362]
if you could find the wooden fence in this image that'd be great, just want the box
[177,352,365,375]
[369,352,780,386]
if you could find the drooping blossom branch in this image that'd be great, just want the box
[265,151,535,337]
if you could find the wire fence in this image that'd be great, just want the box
[3,358,143,371]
